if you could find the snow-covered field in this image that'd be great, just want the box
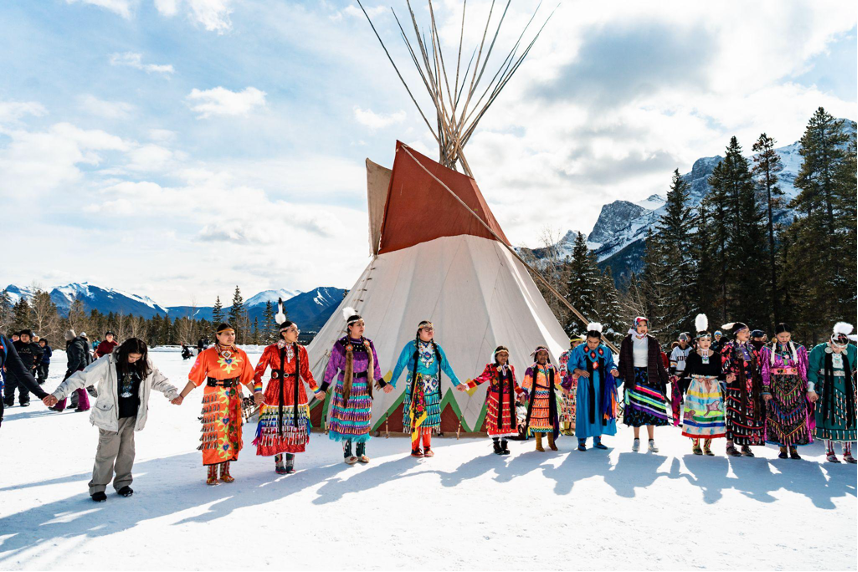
[1,349,855,571]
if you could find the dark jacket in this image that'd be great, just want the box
[40,344,52,364]
[1,336,48,399]
[65,337,89,377]
[617,333,669,390]
[13,340,43,373]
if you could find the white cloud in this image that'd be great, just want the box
[148,128,177,143]
[65,0,134,19]
[186,86,267,118]
[153,0,178,17]
[353,106,406,130]
[0,122,129,196]
[0,100,47,124]
[78,95,135,119]
[109,52,175,75]
[187,0,233,33]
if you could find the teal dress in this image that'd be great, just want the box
[390,340,463,432]
[567,344,621,440]
[807,343,856,442]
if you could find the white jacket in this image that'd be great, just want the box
[52,354,179,432]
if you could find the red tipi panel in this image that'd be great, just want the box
[378,141,510,254]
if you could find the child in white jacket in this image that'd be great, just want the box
[43,338,182,502]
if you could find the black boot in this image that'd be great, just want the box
[492,438,502,455]
[500,439,511,455]
[285,453,295,473]
[343,440,353,459]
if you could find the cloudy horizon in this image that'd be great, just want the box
[0,0,855,306]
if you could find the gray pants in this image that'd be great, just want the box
[89,416,136,495]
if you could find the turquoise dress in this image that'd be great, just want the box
[568,344,621,439]
[807,343,857,442]
[390,340,463,432]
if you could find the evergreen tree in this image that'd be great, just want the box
[212,296,225,325]
[751,133,784,328]
[653,169,698,338]
[564,232,598,336]
[12,298,31,331]
[784,109,855,342]
[0,289,13,334]
[228,286,246,342]
[640,229,671,342]
[262,301,276,344]
[594,267,623,345]
[252,317,260,345]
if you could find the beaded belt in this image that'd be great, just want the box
[270,372,297,379]
[817,370,847,377]
[772,367,797,375]
[207,377,239,387]
[691,374,719,379]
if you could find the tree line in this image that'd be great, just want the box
[0,285,287,348]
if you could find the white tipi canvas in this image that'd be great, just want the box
[306,142,569,433]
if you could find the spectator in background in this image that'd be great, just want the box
[4,329,43,407]
[37,338,52,384]
[750,330,767,352]
[50,329,92,413]
[712,330,724,353]
[96,331,119,359]
[1,333,48,427]
[11,332,20,343]
[80,332,94,365]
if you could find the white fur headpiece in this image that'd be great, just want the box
[587,322,603,334]
[695,314,709,333]
[833,322,854,336]
[275,298,287,325]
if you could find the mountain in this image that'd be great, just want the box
[6,282,168,319]
[539,118,856,285]
[4,282,347,331]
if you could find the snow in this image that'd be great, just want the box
[1,349,854,571]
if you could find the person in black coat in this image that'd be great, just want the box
[37,338,52,384]
[1,334,48,427]
[50,330,92,412]
[4,329,43,407]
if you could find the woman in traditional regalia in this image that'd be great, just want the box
[388,321,465,458]
[323,307,383,464]
[466,346,525,455]
[252,301,323,474]
[567,324,621,452]
[178,323,255,485]
[720,322,765,457]
[617,316,671,453]
[681,314,726,456]
[522,345,563,452]
[807,322,857,463]
[759,323,813,460]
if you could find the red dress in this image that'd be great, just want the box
[467,364,524,437]
[252,343,319,455]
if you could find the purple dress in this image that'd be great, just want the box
[322,336,382,443]
[760,342,814,447]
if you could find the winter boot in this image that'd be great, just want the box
[285,453,295,473]
[492,438,503,455]
[740,445,755,457]
[547,432,559,451]
[593,436,608,450]
[577,438,587,452]
[220,462,234,483]
[344,440,358,465]
[703,439,714,456]
[356,442,370,463]
[789,446,801,460]
[778,446,788,459]
[206,465,219,485]
[91,491,107,502]
[535,433,545,452]
[500,439,510,455]
[275,454,288,475]
[117,486,133,497]
[692,440,703,456]
[725,441,741,457]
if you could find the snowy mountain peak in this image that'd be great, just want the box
[245,289,302,307]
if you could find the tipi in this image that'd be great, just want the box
[306,141,569,433]
[305,2,583,434]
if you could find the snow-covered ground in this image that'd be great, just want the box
[1,349,854,571]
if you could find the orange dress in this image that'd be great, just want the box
[188,345,255,466]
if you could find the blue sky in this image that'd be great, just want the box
[0,0,855,305]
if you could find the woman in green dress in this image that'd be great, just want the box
[807,322,857,463]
